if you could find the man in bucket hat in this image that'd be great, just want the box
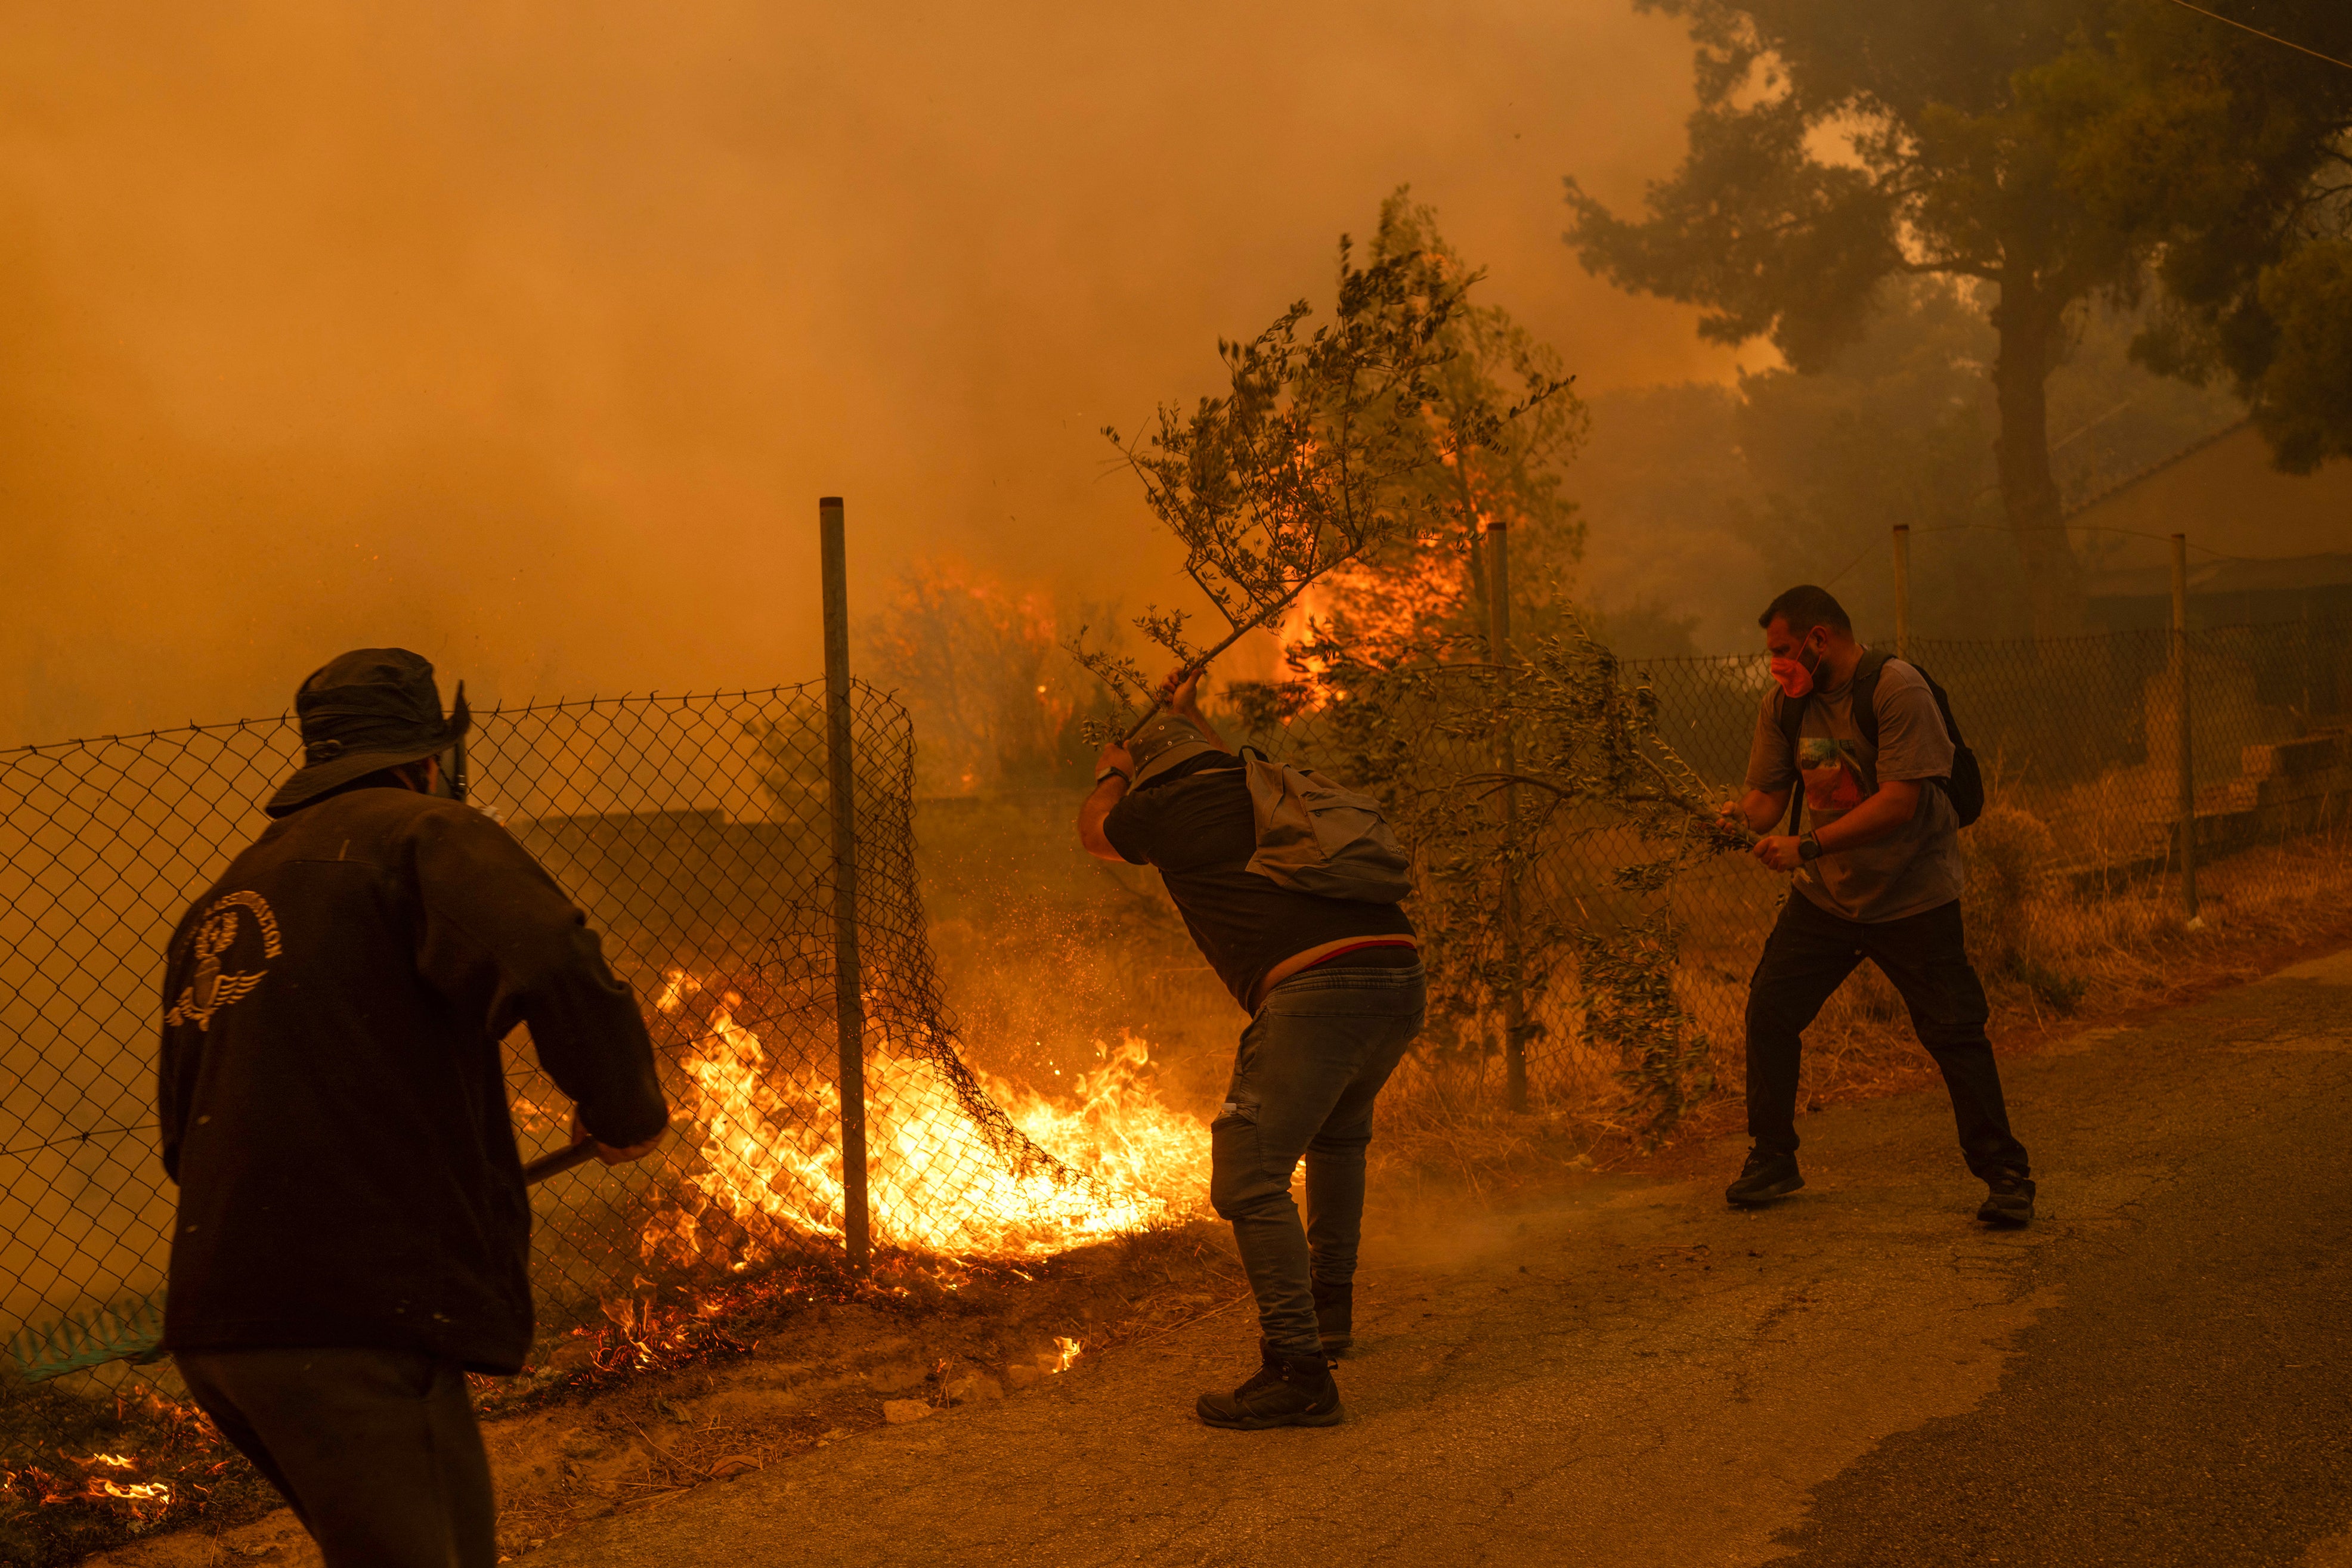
[158,649,669,1566]
[1079,670,1422,1431]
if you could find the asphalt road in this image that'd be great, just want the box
[524,950,2352,1568]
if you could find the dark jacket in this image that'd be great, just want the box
[157,786,668,1373]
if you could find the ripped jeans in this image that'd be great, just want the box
[1209,963,1426,1357]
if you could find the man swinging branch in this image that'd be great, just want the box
[1079,669,1423,1430]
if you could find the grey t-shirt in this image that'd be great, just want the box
[1743,658,1964,923]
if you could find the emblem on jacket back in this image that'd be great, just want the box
[165,891,283,1031]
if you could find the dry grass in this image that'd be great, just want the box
[451,1220,1249,1561]
[0,1374,281,1568]
[1363,1053,1595,1200]
[1363,816,2352,1183]
[81,1225,1249,1568]
[915,786,2352,1197]
[66,800,2352,1565]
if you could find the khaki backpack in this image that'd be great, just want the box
[1237,747,1413,903]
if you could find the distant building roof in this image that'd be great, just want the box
[2065,422,2352,595]
[2086,551,2352,602]
[2063,418,2254,523]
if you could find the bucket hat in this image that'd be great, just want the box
[265,648,469,817]
[1128,712,1221,786]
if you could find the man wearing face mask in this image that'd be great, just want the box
[1719,587,2032,1226]
[158,648,669,1566]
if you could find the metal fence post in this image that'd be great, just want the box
[820,497,872,1270]
[448,682,471,804]
[1892,525,1911,658]
[1488,519,1527,1114]
[2172,531,2199,923]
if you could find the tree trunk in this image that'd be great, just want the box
[1990,275,2086,640]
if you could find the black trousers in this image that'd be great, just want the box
[1208,965,1425,1356]
[1744,893,2029,1179]
[175,1347,495,1568]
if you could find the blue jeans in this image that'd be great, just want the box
[1209,963,1426,1356]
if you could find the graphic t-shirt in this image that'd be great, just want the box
[1743,658,1965,923]
[1104,763,1415,1011]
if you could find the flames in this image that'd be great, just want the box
[864,557,1077,794]
[638,972,1208,1270]
[23,1451,173,1518]
[982,1036,1211,1220]
[17,988,1202,1541]
[1276,535,1472,705]
[0,1391,222,1535]
[13,1465,175,1516]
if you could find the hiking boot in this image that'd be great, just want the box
[1977,1169,2035,1227]
[1196,1339,1344,1430]
[1312,1278,1354,1356]
[1725,1146,1805,1207]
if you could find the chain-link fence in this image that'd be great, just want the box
[0,681,1101,1389]
[6,619,2348,1385]
[1622,619,2352,1056]
[1244,617,2352,1105]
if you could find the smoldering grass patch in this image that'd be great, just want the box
[0,1370,277,1568]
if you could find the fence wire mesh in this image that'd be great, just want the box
[1604,620,2352,1080]
[0,681,1092,1389]
[3,620,2348,1387]
[1245,618,2352,1103]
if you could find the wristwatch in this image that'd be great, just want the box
[1094,767,1132,788]
[1798,831,1823,862]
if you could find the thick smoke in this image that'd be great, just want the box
[0,0,1734,746]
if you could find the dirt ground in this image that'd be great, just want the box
[67,1226,1254,1567]
[81,941,2352,1568]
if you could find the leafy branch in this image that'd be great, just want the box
[1073,200,1571,742]
[1254,613,1743,1141]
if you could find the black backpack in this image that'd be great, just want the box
[1776,650,1985,833]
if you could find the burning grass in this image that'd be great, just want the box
[500,1246,1106,1404]
[629,970,1208,1275]
[36,1220,1246,1568]
[29,1002,1220,1568]
[912,782,2352,1200]
[0,1376,278,1568]
[916,742,2338,1177]
[459,1219,1243,1560]
[41,794,2351,1566]
[81,1223,1236,1566]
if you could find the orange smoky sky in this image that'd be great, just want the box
[0,0,1736,746]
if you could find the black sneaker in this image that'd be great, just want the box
[1196,1340,1344,1430]
[1977,1169,2035,1227]
[1312,1278,1353,1356]
[1725,1146,1805,1207]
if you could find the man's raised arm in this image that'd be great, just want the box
[1079,742,1134,862]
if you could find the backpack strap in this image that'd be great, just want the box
[1850,649,1894,752]
[1856,649,1971,752]
[1780,649,1892,835]
[1854,651,1979,815]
